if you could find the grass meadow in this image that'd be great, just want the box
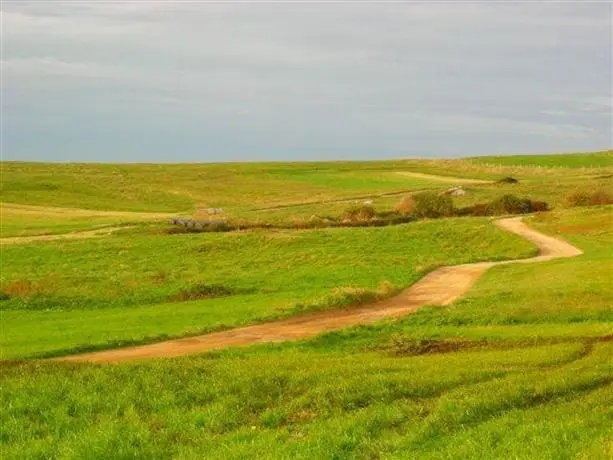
[1,152,612,459]
[469,150,613,168]
[2,151,611,237]
[1,218,535,359]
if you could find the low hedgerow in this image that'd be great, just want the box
[166,221,236,234]
[565,189,613,207]
[458,195,549,217]
[486,195,537,215]
[342,205,376,222]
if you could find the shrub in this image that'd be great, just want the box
[0,279,51,299]
[457,203,489,216]
[458,195,549,216]
[343,205,376,222]
[394,195,415,215]
[486,194,533,215]
[412,192,455,218]
[565,191,592,207]
[166,221,235,234]
[151,270,169,285]
[565,189,613,207]
[497,176,519,184]
[169,283,235,302]
[531,200,549,212]
[591,189,613,205]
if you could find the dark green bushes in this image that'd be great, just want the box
[496,176,519,184]
[458,195,549,216]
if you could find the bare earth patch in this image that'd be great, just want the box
[1,203,174,219]
[395,171,491,184]
[0,226,134,245]
[56,217,582,363]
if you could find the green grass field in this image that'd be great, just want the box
[1,161,444,213]
[1,152,612,459]
[470,150,613,168]
[1,218,535,359]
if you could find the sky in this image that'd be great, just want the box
[3,1,612,162]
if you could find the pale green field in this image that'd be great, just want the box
[3,152,612,237]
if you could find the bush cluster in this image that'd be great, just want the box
[166,211,414,234]
[411,192,455,218]
[565,189,613,207]
[166,191,553,235]
[169,283,236,302]
[457,195,548,217]
[394,195,415,215]
[342,205,376,222]
[496,176,519,184]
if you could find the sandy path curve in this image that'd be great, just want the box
[57,217,582,363]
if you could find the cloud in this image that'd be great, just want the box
[4,2,611,161]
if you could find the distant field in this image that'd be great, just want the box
[2,206,611,459]
[1,161,449,213]
[470,150,613,168]
[3,151,612,237]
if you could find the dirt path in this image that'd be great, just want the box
[57,217,582,363]
[394,171,491,184]
[0,226,134,246]
[1,203,175,219]
[248,188,432,212]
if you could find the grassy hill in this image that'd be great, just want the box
[1,151,612,459]
[2,151,612,237]
[1,161,451,212]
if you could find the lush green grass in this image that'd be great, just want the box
[0,218,124,238]
[1,207,611,459]
[0,208,139,238]
[2,338,611,459]
[1,218,536,359]
[1,158,612,458]
[470,150,613,168]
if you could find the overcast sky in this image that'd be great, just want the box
[3,1,612,162]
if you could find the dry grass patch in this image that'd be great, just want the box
[394,195,415,215]
[565,189,613,208]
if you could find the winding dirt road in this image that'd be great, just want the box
[57,217,582,363]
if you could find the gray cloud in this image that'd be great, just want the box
[4,1,611,162]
